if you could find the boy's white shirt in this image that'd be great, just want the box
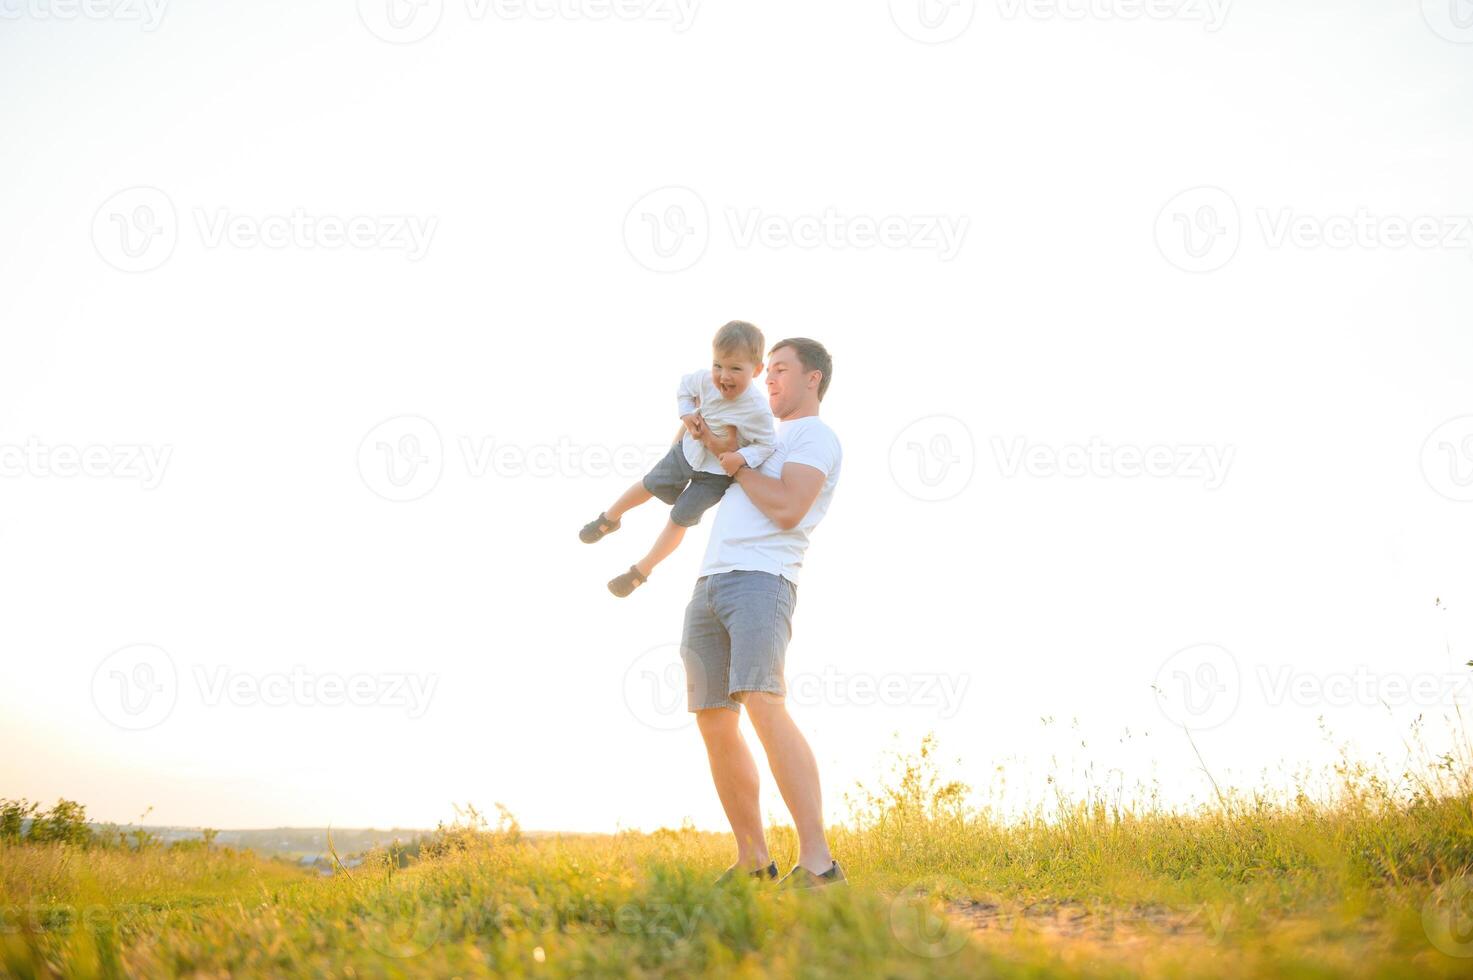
[675,369,778,475]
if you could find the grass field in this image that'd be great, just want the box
[4,736,1473,978]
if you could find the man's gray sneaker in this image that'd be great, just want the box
[778,861,846,889]
[715,861,778,885]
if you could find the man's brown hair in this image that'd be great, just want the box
[713,320,765,363]
[770,337,832,401]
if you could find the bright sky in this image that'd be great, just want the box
[2,1,1472,835]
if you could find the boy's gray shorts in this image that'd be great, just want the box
[681,570,797,713]
[642,443,732,528]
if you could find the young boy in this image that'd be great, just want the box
[580,320,776,597]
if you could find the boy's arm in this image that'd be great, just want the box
[676,371,703,426]
[734,407,778,470]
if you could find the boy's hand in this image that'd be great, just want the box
[701,422,739,456]
[681,413,705,439]
[718,452,747,476]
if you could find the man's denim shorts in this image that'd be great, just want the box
[642,443,733,528]
[680,570,797,712]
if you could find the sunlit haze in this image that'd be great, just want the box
[2,0,1471,835]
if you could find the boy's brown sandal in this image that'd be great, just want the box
[579,512,620,544]
[607,565,648,598]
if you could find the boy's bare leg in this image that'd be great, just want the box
[634,519,685,577]
[606,482,653,522]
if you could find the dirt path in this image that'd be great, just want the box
[947,898,1224,947]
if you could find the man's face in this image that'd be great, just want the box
[764,346,814,417]
[711,349,759,399]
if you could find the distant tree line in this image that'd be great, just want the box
[0,798,219,850]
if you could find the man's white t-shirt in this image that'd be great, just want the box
[699,415,842,586]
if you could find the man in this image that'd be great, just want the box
[681,337,845,887]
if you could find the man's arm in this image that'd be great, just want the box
[721,458,825,531]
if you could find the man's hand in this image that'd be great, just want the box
[718,451,747,476]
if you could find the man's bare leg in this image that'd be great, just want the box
[634,519,685,578]
[695,707,770,868]
[605,482,653,523]
[743,693,833,873]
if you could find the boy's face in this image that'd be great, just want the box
[711,348,761,399]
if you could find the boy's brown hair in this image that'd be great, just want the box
[713,320,765,364]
